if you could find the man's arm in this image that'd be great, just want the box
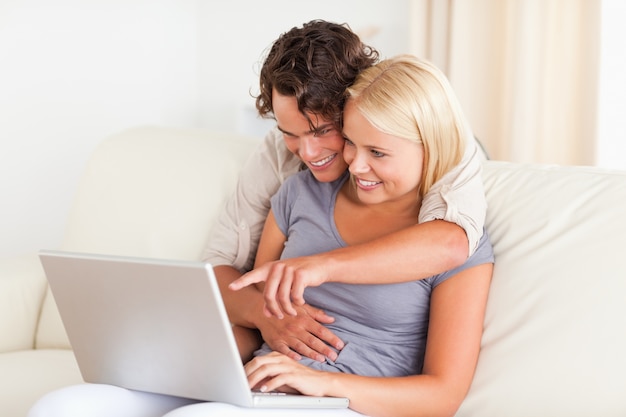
[236,220,468,317]
[325,132,486,280]
[215,264,342,362]
[203,128,342,361]
[419,132,487,256]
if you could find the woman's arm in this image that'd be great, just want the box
[217,213,343,362]
[244,262,493,417]
[253,210,289,269]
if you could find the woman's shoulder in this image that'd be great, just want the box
[469,229,494,264]
[429,228,494,287]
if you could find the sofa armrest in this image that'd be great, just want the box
[35,286,72,349]
[0,254,48,352]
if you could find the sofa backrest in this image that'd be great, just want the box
[457,161,626,417]
[59,126,259,259]
[35,126,259,349]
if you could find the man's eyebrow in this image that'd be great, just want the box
[277,123,335,137]
[312,123,334,134]
[276,125,295,136]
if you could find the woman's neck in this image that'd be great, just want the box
[334,179,421,246]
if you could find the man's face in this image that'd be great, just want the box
[272,90,348,183]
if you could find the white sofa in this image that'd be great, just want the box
[2,126,625,417]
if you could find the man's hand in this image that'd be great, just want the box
[230,255,330,318]
[255,303,344,362]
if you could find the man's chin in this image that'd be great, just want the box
[309,169,345,183]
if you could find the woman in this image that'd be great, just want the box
[186,55,494,417]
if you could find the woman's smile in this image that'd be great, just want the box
[355,177,382,190]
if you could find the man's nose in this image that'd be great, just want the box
[299,135,320,160]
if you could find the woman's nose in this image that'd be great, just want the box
[348,151,369,174]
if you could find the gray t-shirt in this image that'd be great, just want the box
[254,170,494,377]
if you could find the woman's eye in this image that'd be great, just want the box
[371,149,385,157]
[344,138,354,146]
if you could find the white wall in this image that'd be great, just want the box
[1,0,410,258]
[194,0,410,135]
[0,0,198,258]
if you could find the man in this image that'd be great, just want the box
[204,20,487,362]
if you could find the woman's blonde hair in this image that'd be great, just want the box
[345,54,470,197]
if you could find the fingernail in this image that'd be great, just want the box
[260,385,268,393]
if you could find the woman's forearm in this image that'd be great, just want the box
[326,373,465,417]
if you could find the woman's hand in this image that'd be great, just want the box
[245,352,331,397]
[230,255,331,318]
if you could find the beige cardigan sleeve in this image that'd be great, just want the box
[418,132,487,256]
[202,127,301,272]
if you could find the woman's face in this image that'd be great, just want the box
[342,100,424,207]
[272,90,348,183]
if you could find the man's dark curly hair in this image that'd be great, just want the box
[256,20,379,129]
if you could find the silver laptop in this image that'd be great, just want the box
[39,250,349,409]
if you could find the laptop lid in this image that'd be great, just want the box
[39,250,348,409]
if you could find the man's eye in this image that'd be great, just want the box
[315,128,333,136]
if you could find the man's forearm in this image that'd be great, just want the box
[214,264,264,328]
[323,220,468,284]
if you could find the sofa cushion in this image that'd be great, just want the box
[457,161,626,417]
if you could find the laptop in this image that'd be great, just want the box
[39,249,349,409]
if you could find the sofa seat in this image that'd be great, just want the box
[0,350,81,416]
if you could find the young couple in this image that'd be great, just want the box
[29,20,493,417]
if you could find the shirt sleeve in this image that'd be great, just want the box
[418,131,488,256]
[429,228,494,288]
[202,127,301,273]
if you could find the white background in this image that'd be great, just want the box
[2,0,624,258]
[0,0,409,258]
